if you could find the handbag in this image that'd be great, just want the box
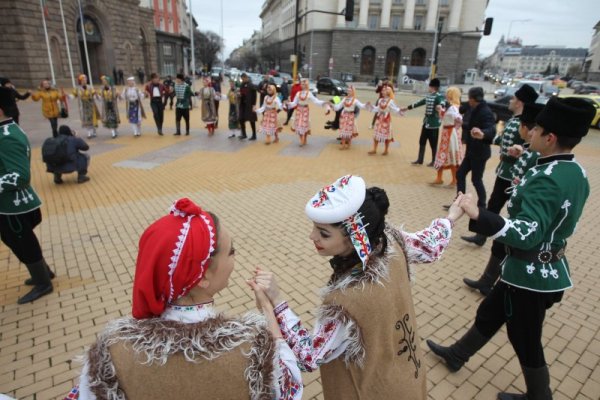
[59,91,69,118]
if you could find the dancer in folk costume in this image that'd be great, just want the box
[253,175,465,400]
[431,87,463,186]
[365,85,403,155]
[121,77,146,137]
[332,86,366,150]
[226,80,240,138]
[254,83,283,145]
[285,78,330,147]
[198,77,218,135]
[31,79,62,137]
[72,74,99,138]
[97,75,120,139]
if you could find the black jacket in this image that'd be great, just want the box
[461,101,496,160]
[238,82,257,122]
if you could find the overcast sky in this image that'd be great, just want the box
[192,0,599,60]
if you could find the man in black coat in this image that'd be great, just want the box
[238,73,258,140]
[0,77,31,124]
[451,87,496,209]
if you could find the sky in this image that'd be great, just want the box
[192,0,600,60]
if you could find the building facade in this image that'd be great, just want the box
[584,21,600,82]
[0,0,157,88]
[259,0,487,83]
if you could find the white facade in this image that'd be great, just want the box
[585,21,600,80]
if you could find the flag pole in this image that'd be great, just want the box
[189,0,195,90]
[78,0,93,87]
[59,0,76,88]
[40,0,56,86]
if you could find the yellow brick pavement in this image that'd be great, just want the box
[1,87,599,399]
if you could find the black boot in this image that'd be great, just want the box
[53,173,63,184]
[25,259,55,285]
[461,233,487,246]
[18,260,53,304]
[412,146,425,165]
[426,325,489,372]
[497,365,552,400]
[464,255,502,296]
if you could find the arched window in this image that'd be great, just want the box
[361,46,375,75]
[410,47,426,66]
[385,47,401,79]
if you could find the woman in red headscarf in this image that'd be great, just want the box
[69,198,302,400]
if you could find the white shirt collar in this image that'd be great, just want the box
[160,301,217,323]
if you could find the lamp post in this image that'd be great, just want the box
[507,19,531,42]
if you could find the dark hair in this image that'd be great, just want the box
[521,121,535,131]
[539,127,582,149]
[58,125,73,136]
[150,72,159,80]
[207,212,220,257]
[176,73,184,80]
[468,87,484,102]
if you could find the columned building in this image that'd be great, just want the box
[0,0,157,88]
[260,0,487,83]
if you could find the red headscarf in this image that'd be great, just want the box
[132,198,217,319]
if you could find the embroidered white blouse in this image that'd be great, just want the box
[333,97,367,112]
[286,90,327,109]
[74,303,303,400]
[274,218,453,372]
[256,95,283,114]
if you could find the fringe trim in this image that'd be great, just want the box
[316,304,365,368]
[85,313,275,400]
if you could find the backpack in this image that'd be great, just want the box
[42,135,70,166]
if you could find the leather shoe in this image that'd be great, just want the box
[411,160,423,165]
[463,278,492,296]
[249,136,257,141]
[427,161,434,167]
[239,135,247,140]
[461,234,486,246]
[17,284,53,304]
[426,340,464,372]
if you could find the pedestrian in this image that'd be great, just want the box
[332,85,367,150]
[174,73,193,136]
[226,80,240,138]
[31,79,61,137]
[462,102,545,296]
[118,68,124,86]
[431,86,463,186]
[121,77,146,137]
[98,75,120,138]
[462,84,538,247]
[0,77,31,124]
[448,87,496,210]
[162,75,176,110]
[198,77,218,135]
[254,83,283,145]
[284,76,302,125]
[285,78,330,147]
[237,72,258,140]
[211,74,222,128]
[44,125,91,184]
[280,78,289,102]
[137,67,145,85]
[72,74,99,138]
[365,85,403,155]
[0,87,54,305]
[112,67,118,86]
[404,78,445,166]
[144,73,167,136]
[427,97,595,400]
[69,197,303,399]
[253,175,465,400]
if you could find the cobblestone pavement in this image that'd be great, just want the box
[1,84,599,399]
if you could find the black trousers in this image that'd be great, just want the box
[0,208,43,264]
[457,154,489,207]
[175,108,190,134]
[285,108,295,123]
[475,281,563,368]
[417,126,440,162]
[486,177,513,257]
[150,99,164,130]
[214,100,220,126]
[239,120,256,136]
[49,118,58,137]
[163,93,175,108]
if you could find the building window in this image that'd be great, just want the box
[393,0,402,4]
[414,15,423,30]
[163,43,173,56]
[440,0,449,5]
[438,17,444,31]
[415,0,425,5]
[385,47,401,78]
[391,15,402,30]
[368,15,379,29]
[361,46,375,75]
[163,61,175,76]
[410,47,426,66]
[159,17,164,30]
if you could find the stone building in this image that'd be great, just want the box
[259,0,488,83]
[584,21,600,82]
[0,0,157,88]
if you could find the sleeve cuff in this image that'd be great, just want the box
[274,301,289,316]
[468,207,506,237]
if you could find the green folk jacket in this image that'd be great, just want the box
[408,91,445,129]
[0,119,42,215]
[470,154,589,292]
[494,116,525,180]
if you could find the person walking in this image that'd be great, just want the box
[72,74,99,138]
[404,78,445,166]
[98,75,120,138]
[174,73,193,136]
[0,87,54,305]
[144,73,167,136]
[462,84,538,246]
[162,75,175,110]
[237,73,258,140]
[427,97,595,400]
[431,86,463,186]
[44,125,91,184]
[121,77,146,137]
[31,79,61,137]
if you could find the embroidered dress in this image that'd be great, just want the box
[72,86,98,128]
[287,90,327,136]
[434,105,463,169]
[71,302,303,400]
[256,94,283,137]
[370,98,402,142]
[99,86,120,129]
[199,87,217,123]
[122,87,144,124]
[333,97,366,139]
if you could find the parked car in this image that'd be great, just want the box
[574,84,600,95]
[494,86,509,99]
[316,77,348,96]
[487,87,549,122]
[308,80,318,97]
[567,79,584,89]
[559,94,600,128]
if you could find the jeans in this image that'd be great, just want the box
[457,154,489,207]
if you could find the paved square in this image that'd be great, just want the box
[1,86,599,399]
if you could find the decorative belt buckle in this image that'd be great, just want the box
[538,250,553,263]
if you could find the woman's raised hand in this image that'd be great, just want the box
[253,268,282,306]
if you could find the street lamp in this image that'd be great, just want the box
[507,19,531,42]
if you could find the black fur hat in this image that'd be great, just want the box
[429,78,440,88]
[515,84,539,104]
[536,97,596,138]
[519,103,544,124]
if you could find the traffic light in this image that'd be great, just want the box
[345,0,354,22]
[483,17,493,36]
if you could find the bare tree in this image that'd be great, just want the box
[194,30,223,72]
